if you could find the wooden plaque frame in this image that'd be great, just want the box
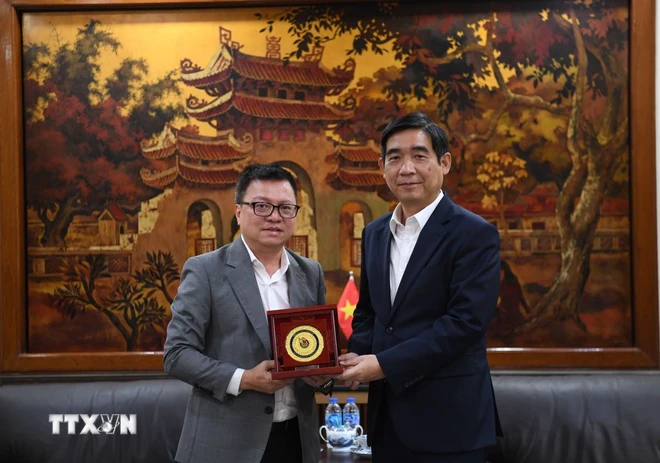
[267,305,343,379]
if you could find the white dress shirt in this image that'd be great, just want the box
[389,191,445,304]
[225,236,297,422]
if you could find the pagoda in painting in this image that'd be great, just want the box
[140,124,254,190]
[325,140,394,202]
[136,26,389,278]
[179,27,355,135]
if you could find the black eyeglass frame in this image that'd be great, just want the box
[238,201,301,219]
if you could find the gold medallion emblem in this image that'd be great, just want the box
[284,325,324,362]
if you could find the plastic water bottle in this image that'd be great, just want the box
[343,397,360,429]
[325,397,342,429]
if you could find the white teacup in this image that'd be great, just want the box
[319,425,364,452]
[354,434,370,452]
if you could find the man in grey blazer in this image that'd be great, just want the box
[164,163,327,463]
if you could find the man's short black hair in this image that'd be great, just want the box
[235,163,298,204]
[380,112,449,163]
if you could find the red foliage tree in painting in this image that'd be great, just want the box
[265,0,629,332]
[23,20,184,248]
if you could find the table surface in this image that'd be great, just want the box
[319,445,371,462]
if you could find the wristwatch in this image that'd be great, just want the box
[318,378,335,396]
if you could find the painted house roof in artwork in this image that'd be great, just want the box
[139,158,242,190]
[140,166,178,189]
[180,43,355,90]
[325,140,381,163]
[177,160,242,186]
[325,167,395,202]
[185,92,354,122]
[232,50,355,88]
[102,203,128,222]
[326,167,386,188]
[324,140,390,200]
[140,125,253,161]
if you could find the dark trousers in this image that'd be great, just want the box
[261,417,303,463]
[372,400,486,463]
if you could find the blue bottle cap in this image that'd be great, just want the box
[329,397,338,403]
[346,397,356,403]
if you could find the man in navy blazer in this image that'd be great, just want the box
[339,112,502,462]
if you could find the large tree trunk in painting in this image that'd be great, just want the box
[514,158,615,333]
[517,130,624,334]
[100,308,135,351]
[38,195,84,248]
[518,185,599,332]
[513,12,629,335]
[530,241,591,330]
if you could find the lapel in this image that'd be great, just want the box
[388,196,454,322]
[285,250,309,308]
[373,218,393,315]
[226,237,272,357]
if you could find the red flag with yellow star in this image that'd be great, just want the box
[337,271,359,339]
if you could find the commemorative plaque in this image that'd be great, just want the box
[266,304,344,379]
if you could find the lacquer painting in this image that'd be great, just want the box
[22,0,630,352]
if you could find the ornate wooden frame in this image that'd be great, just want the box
[0,0,656,373]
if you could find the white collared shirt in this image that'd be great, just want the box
[225,236,297,423]
[389,191,444,304]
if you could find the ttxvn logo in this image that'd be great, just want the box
[49,414,137,434]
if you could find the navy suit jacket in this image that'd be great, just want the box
[349,194,502,454]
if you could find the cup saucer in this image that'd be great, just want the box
[350,446,372,459]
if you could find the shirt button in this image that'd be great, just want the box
[265,406,273,415]
[386,326,393,334]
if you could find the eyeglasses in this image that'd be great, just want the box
[238,201,300,219]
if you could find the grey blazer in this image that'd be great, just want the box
[164,237,325,463]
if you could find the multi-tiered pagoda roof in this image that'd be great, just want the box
[139,125,254,190]
[185,92,355,123]
[179,28,355,127]
[181,45,355,92]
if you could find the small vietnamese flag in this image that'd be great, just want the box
[337,271,359,339]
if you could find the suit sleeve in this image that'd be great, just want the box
[163,257,239,402]
[377,221,500,395]
[348,228,375,355]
